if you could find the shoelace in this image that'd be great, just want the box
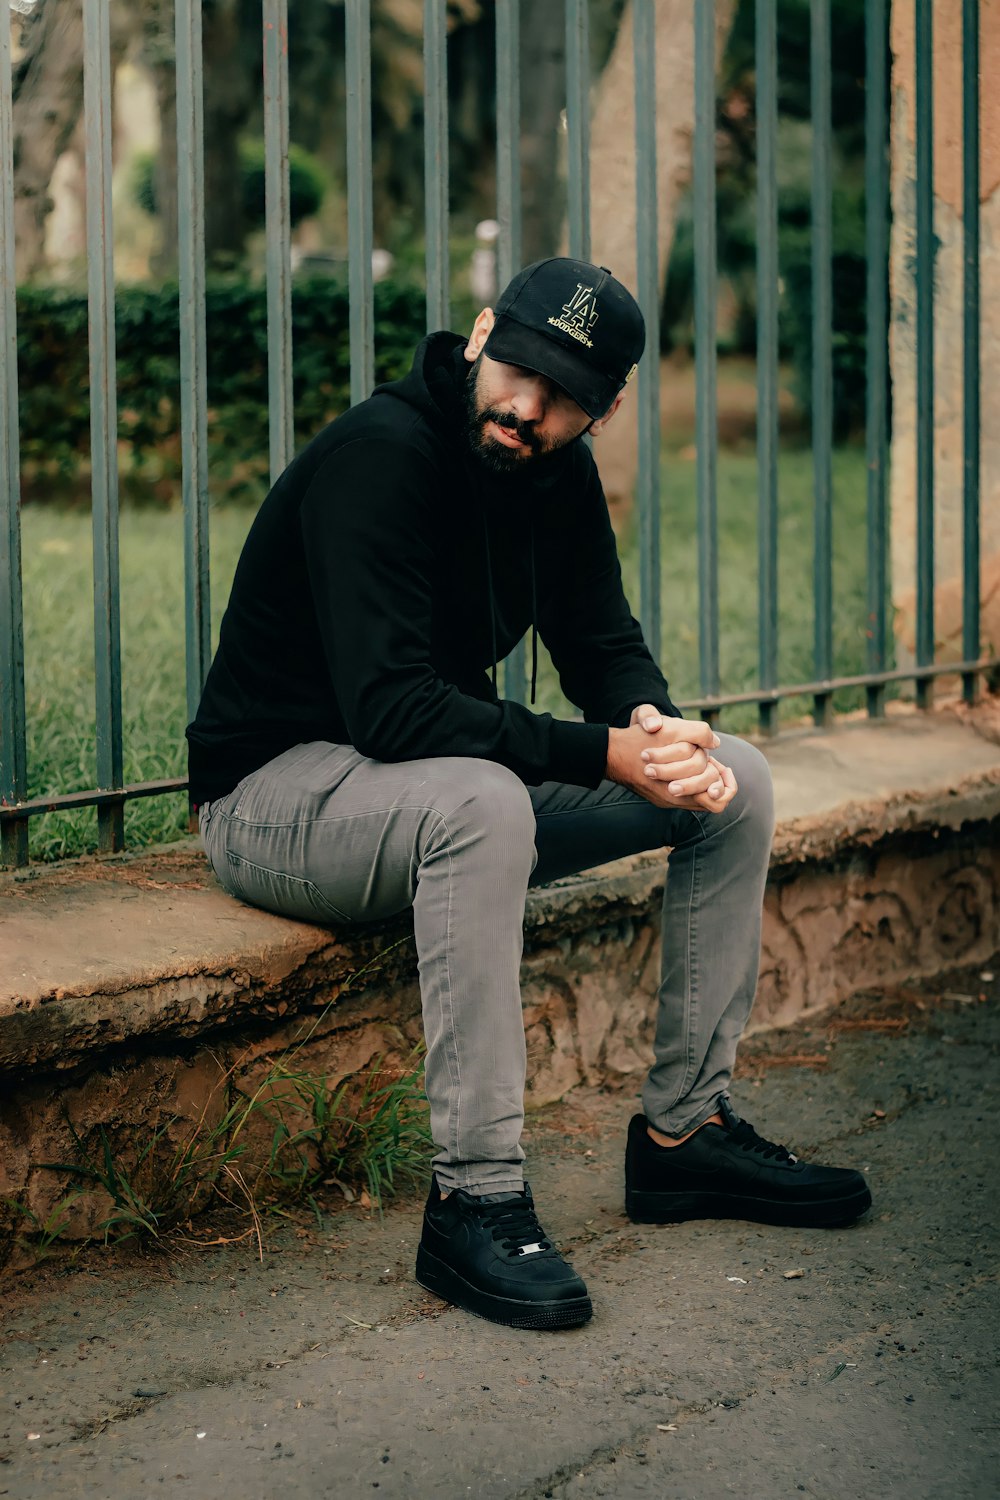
[478,1197,553,1256]
[731,1119,795,1163]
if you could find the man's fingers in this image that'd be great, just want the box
[643,757,738,814]
[664,763,719,797]
[642,750,709,783]
[704,755,735,799]
[675,718,721,751]
[693,761,738,812]
[633,703,663,733]
[640,742,699,766]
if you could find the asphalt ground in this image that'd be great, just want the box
[1,961,998,1500]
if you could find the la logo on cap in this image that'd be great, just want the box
[547,283,599,349]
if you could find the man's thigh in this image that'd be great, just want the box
[201,741,518,924]
[528,730,769,886]
[529,778,701,887]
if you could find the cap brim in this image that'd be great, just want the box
[483,316,619,421]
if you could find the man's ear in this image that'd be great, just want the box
[587,389,625,435]
[464,307,495,363]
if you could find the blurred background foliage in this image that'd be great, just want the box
[11,0,878,500]
[8,0,885,858]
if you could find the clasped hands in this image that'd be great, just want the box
[605,703,739,814]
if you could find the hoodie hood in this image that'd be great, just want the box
[372,332,551,702]
[373,333,577,495]
[371,331,468,439]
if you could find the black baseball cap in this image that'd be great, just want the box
[483,257,645,420]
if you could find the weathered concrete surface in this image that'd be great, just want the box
[0,967,996,1500]
[1,706,998,1243]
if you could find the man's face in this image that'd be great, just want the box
[464,352,594,473]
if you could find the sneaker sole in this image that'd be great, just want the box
[625,1184,873,1229]
[415,1245,593,1330]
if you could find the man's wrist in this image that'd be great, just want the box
[606,725,626,785]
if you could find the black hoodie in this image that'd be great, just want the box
[185,333,680,806]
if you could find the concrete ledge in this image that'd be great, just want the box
[2,704,999,1241]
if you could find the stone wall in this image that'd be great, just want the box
[2,808,997,1257]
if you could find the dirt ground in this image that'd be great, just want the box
[1,961,997,1500]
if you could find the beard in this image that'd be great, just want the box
[462,354,585,475]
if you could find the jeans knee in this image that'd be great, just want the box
[430,759,536,860]
[718,735,774,838]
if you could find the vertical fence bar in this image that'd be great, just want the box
[495,0,525,701]
[865,0,889,719]
[176,0,211,738]
[961,0,980,705]
[914,0,934,709]
[0,11,27,866]
[494,0,522,293]
[694,0,719,711]
[565,0,591,262]
[755,0,779,738]
[83,0,124,854]
[346,0,374,409]
[810,0,833,727]
[262,0,293,480]
[423,0,449,333]
[634,0,660,663]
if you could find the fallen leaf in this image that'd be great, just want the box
[656,1423,678,1432]
[783,1268,805,1279]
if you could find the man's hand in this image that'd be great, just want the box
[609,706,738,814]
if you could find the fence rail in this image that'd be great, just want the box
[0,0,994,868]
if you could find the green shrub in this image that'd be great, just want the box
[17,273,427,500]
[131,138,328,230]
[661,171,871,440]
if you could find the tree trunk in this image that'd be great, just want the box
[140,0,177,277]
[519,2,566,264]
[583,0,736,518]
[201,0,253,265]
[11,0,84,279]
[143,0,254,274]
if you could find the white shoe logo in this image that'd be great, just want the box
[517,1242,545,1256]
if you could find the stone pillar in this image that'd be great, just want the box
[890,0,999,676]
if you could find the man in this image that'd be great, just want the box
[188,257,871,1333]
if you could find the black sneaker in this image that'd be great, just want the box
[415,1175,593,1330]
[625,1099,872,1229]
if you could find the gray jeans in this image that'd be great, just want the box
[199,734,774,1194]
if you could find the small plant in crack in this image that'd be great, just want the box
[260,1050,434,1212]
[18,942,431,1258]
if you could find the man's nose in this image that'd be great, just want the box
[509,374,546,424]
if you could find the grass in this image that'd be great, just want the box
[6,974,433,1264]
[21,504,250,860]
[616,444,890,731]
[17,440,885,862]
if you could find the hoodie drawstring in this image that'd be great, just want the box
[529,523,538,706]
[482,502,537,706]
[481,509,499,696]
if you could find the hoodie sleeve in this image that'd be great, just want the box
[537,454,682,727]
[300,438,610,786]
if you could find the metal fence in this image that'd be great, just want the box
[0,0,992,869]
